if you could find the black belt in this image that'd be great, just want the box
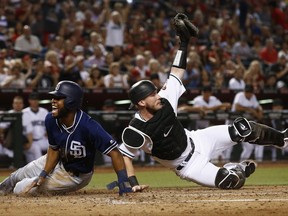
[176,138,195,171]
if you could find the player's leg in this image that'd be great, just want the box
[224,160,257,178]
[0,155,46,194]
[177,152,247,189]
[229,117,288,148]
[2,156,93,195]
[42,163,93,194]
[190,125,238,158]
[240,142,254,161]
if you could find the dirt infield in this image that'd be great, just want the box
[1,185,288,216]
[0,186,288,216]
[1,164,288,216]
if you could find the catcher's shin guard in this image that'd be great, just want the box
[245,121,286,148]
[215,167,246,189]
[228,117,287,148]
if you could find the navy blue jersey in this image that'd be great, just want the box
[45,110,117,173]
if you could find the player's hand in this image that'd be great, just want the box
[106,180,133,196]
[36,176,46,186]
[132,184,149,192]
[118,181,133,195]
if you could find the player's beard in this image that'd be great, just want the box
[56,107,70,119]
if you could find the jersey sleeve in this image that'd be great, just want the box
[86,118,118,155]
[158,73,186,114]
[118,143,137,159]
[22,111,33,135]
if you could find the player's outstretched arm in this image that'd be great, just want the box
[123,156,149,192]
[108,148,133,195]
[170,13,198,80]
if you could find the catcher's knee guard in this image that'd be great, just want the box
[215,167,246,189]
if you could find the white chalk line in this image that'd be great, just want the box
[110,198,288,205]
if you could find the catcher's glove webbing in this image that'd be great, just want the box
[172,13,199,43]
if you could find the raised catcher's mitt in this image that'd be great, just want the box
[172,13,199,42]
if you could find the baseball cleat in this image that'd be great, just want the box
[0,177,14,195]
[240,160,257,178]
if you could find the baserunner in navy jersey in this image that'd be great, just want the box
[0,80,132,195]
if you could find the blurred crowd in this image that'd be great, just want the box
[0,0,287,92]
[1,0,288,167]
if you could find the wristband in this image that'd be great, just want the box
[128,176,139,187]
[172,47,187,69]
[116,169,128,184]
[39,170,48,178]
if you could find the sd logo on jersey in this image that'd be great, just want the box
[70,141,86,158]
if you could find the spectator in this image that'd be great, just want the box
[14,25,43,55]
[270,0,288,30]
[112,45,123,62]
[103,62,129,89]
[182,56,202,89]
[41,0,65,44]
[75,55,90,87]
[59,55,82,85]
[228,65,246,91]
[0,53,9,84]
[44,50,63,76]
[22,92,49,161]
[193,85,231,129]
[277,40,288,60]
[149,73,162,90]
[264,72,278,91]
[25,59,54,89]
[119,53,133,74]
[270,53,288,89]
[0,61,27,88]
[147,58,168,87]
[0,95,34,164]
[231,35,254,68]
[84,44,105,69]
[85,64,105,89]
[259,38,278,66]
[243,60,265,91]
[129,54,150,85]
[103,2,129,51]
[88,31,106,55]
[73,45,85,57]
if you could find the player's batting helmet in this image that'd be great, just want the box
[49,80,83,110]
[128,80,157,109]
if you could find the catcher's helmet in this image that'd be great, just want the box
[128,80,157,109]
[49,80,83,110]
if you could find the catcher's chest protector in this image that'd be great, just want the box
[130,99,187,160]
